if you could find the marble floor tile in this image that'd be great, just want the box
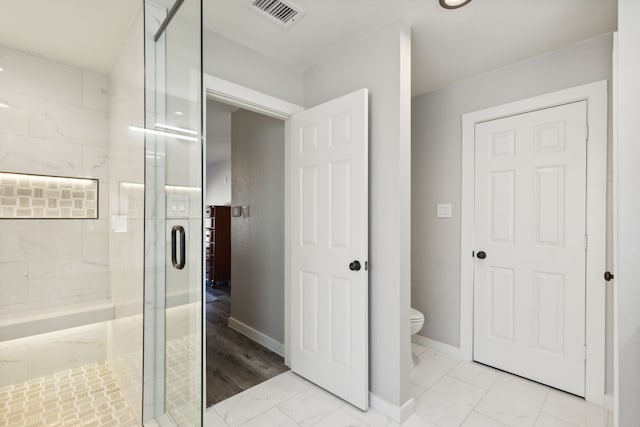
[415,375,486,427]
[475,374,550,427]
[447,362,501,390]
[461,412,508,427]
[311,407,367,427]
[203,349,611,427]
[541,390,609,427]
[278,385,344,426]
[342,403,391,427]
[410,349,460,389]
[204,408,229,427]
[411,343,428,356]
[240,408,299,427]
[534,413,579,427]
[409,383,426,400]
[388,413,438,427]
[213,372,310,427]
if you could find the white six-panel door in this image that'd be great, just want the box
[473,101,588,396]
[290,89,369,410]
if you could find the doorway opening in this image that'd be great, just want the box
[204,98,289,407]
[202,75,370,413]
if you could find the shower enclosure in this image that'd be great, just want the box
[0,0,204,426]
[142,0,203,425]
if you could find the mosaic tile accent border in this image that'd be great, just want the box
[0,172,98,219]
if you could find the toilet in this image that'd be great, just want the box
[410,307,424,335]
[410,307,425,366]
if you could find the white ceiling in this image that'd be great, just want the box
[0,0,141,74]
[204,0,617,96]
[0,0,616,96]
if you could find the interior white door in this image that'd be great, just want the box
[473,101,588,396]
[290,89,369,410]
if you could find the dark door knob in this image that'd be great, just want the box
[476,251,487,260]
[349,261,361,271]
[604,271,614,281]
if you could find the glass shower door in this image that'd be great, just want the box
[143,0,203,425]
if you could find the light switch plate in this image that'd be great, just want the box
[437,203,452,218]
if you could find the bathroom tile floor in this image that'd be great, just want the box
[205,343,613,427]
[0,361,138,427]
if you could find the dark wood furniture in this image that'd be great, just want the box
[205,205,231,287]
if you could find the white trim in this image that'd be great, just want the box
[411,335,463,360]
[203,74,304,120]
[228,317,285,357]
[460,80,608,404]
[369,393,415,424]
[283,114,292,368]
[612,32,620,426]
[202,74,304,401]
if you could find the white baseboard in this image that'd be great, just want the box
[369,393,415,423]
[227,317,285,357]
[412,334,464,360]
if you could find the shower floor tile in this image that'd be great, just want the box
[0,361,139,427]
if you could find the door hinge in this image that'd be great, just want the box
[584,345,588,360]
[585,123,589,142]
[584,234,588,249]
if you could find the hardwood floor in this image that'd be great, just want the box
[205,285,289,407]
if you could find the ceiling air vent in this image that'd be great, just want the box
[251,0,305,28]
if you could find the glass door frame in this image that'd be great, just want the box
[142,0,204,425]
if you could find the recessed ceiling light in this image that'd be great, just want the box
[0,67,4,72]
[174,111,184,116]
[439,0,472,9]
[0,102,9,108]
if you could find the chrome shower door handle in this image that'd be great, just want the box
[171,225,186,270]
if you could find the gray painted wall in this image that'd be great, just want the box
[203,30,303,106]
[411,33,614,391]
[230,109,285,343]
[616,1,640,424]
[304,19,413,407]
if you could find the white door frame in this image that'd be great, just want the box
[460,80,608,404]
[611,32,619,419]
[201,74,304,380]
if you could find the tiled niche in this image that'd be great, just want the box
[0,172,98,219]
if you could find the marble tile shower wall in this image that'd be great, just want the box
[0,47,109,316]
[0,46,111,316]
